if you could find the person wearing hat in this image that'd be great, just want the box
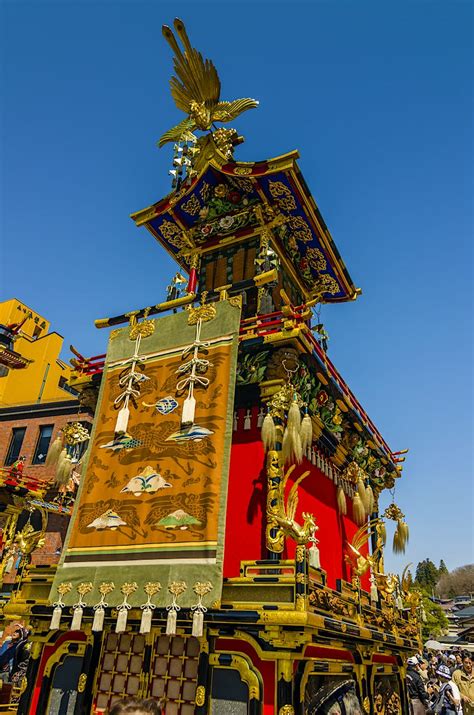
[448,655,458,675]
[407,656,430,713]
[430,664,461,714]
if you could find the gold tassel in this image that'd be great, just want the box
[56,448,68,470]
[400,520,409,545]
[393,520,408,553]
[357,478,367,507]
[337,486,347,515]
[261,412,276,451]
[55,455,73,486]
[45,434,63,466]
[300,412,312,453]
[287,399,301,432]
[289,426,303,464]
[379,521,387,545]
[364,483,374,513]
[115,607,128,633]
[352,493,366,525]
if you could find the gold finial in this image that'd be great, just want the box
[158,18,258,150]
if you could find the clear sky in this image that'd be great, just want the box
[1,1,472,574]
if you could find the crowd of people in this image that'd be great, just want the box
[407,650,474,714]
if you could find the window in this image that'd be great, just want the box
[32,425,54,465]
[4,427,27,466]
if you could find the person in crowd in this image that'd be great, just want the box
[430,664,462,714]
[0,625,30,684]
[455,654,464,672]
[453,653,474,715]
[108,698,164,715]
[448,656,458,674]
[407,656,431,714]
[418,658,430,683]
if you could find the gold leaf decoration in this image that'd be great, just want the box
[288,215,312,243]
[168,580,187,597]
[144,582,162,598]
[193,581,213,598]
[181,195,201,216]
[306,247,327,271]
[268,181,297,212]
[120,582,138,597]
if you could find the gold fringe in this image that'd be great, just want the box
[282,428,291,464]
[289,426,303,464]
[352,493,366,525]
[261,412,276,451]
[337,486,347,515]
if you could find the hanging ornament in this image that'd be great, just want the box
[261,410,276,451]
[190,581,213,637]
[395,591,403,611]
[352,493,366,525]
[50,582,72,630]
[337,486,347,515]
[115,582,138,633]
[92,582,115,632]
[176,319,211,427]
[166,581,187,636]
[113,313,154,434]
[370,574,378,603]
[364,483,375,514]
[357,477,367,506]
[71,582,93,631]
[300,409,312,453]
[139,582,161,634]
[308,526,320,569]
[45,432,64,467]
[383,503,409,554]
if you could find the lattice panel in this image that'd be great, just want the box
[149,635,199,715]
[94,633,199,714]
[95,632,146,712]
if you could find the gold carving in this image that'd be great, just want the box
[288,215,312,243]
[306,247,327,271]
[233,167,253,175]
[195,685,206,707]
[187,292,217,325]
[268,181,296,212]
[182,195,201,216]
[279,706,295,715]
[127,308,155,339]
[316,272,340,296]
[77,673,87,693]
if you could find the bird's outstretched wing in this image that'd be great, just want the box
[162,19,221,113]
[401,563,413,592]
[213,98,259,123]
[158,117,197,148]
[286,471,310,523]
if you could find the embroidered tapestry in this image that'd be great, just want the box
[50,300,241,609]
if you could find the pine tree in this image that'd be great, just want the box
[438,560,449,576]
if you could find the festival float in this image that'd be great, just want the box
[1,19,422,715]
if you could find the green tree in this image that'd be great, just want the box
[415,559,439,592]
[438,560,449,576]
[420,592,449,641]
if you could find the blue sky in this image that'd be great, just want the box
[1,1,472,574]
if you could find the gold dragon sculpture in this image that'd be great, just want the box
[159,18,259,157]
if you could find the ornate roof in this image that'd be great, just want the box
[131,149,360,304]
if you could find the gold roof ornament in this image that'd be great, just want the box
[159,19,259,158]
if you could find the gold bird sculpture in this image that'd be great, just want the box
[344,519,384,578]
[158,19,259,148]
